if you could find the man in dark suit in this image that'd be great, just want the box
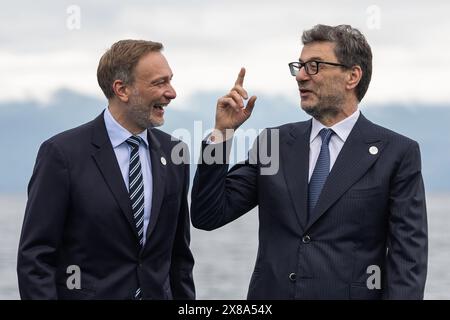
[191,24,427,299]
[17,40,195,299]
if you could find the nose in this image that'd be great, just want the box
[165,83,177,100]
[296,65,310,82]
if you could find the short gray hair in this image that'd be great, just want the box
[302,24,372,102]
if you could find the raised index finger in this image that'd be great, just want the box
[235,67,246,87]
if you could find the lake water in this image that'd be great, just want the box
[1,194,448,299]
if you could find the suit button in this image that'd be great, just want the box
[302,235,311,243]
[289,273,297,282]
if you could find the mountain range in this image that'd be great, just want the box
[1,89,449,193]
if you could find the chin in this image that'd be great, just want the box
[301,103,315,113]
[303,104,325,119]
[150,119,164,128]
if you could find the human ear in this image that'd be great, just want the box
[112,80,131,103]
[346,65,362,90]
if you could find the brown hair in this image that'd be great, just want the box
[97,39,163,99]
[302,24,372,102]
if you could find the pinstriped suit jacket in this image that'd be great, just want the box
[191,113,427,299]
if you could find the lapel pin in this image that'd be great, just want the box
[369,146,378,155]
[161,156,167,165]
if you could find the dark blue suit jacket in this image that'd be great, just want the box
[17,112,195,299]
[191,113,427,299]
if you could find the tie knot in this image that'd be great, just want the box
[319,128,333,146]
[126,136,141,148]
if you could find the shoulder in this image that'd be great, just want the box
[359,114,419,150]
[47,119,95,144]
[31,117,99,168]
[40,117,98,153]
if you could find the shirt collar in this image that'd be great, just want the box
[104,107,149,149]
[310,108,360,143]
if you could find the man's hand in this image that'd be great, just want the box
[212,67,257,142]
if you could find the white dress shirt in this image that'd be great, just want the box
[104,108,153,245]
[308,109,360,182]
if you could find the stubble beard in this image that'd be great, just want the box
[302,94,344,122]
[128,90,163,129]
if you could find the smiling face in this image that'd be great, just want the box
[125,51,176,130]
[296,41,348,121]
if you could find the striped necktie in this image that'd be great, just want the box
[308,128,334,216]
[126,135,144,300]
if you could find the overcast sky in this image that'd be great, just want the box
[1,0,450,108]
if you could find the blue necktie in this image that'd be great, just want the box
[308,128,334,215]
[126,136,144,300]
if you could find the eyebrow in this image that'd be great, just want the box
[299,57,325,62]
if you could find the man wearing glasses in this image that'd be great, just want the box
[191,24,427,299]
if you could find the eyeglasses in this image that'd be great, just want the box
[288,60,349,76]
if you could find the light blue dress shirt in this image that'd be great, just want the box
[104,107,153,246]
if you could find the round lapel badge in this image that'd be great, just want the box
[161,156,167,165]
[369,146,378,155]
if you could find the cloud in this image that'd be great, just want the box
[1,0,450,105]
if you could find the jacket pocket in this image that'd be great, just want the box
[346,186,382,198]
[350,283,382,300]
[56,283,96,300]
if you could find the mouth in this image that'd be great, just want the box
[299,88,314,98]
[153,103,168,111]
[299,88,314,94]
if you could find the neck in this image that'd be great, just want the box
[316,101,358,127]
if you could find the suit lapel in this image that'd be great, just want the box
[90,113,139,241]
[144,129,167,243]
[281,121,312,231]
[305,114,385,230]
